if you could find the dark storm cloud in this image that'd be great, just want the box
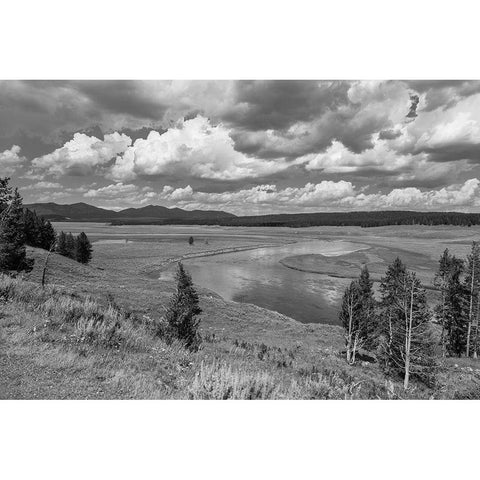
[0,131,58,159]
[0,81,170,154]
[407,80,480,112]
[224,80,352,131]
[418,143,480,163]
[69,81,168,119]
[406,94,419,118]
[231,106,387,160]
[378,129,402,140]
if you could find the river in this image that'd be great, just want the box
[181,240,366,325]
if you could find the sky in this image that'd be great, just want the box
[2,80,480,215]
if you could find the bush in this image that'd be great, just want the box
[188,362,280,399]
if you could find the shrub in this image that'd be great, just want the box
[188,362,280,399]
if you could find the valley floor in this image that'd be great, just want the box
[2,225,480,399]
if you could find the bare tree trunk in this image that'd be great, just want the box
[41,242,56,288]
[440,290,447,358]
[352,332,359,364]
[474,295,480,359]
[467,323,472,358]
[346,297,353,364]
[404,282,414,390]
[467,257,475,357]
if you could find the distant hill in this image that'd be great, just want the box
[24,202,480,228]
[182,210,480,228]
[24,202,236,222]
[24,202,117,221]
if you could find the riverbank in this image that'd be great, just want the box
[279,250,439,292]
[142,242,295,276]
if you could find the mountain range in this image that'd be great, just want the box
[24,202,236,222]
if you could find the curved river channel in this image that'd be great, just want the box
[179,240,365,325]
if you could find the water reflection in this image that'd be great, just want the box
[182,240,364,325]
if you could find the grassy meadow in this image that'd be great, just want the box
[2,224,480,399]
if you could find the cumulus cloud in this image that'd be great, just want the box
[32,132,132,176]
[5,80,480,213]
[350,178,480,210]
[407,80,480,112]
[109,116,288,182]
[0,145,25,175]
[155,178,480,214]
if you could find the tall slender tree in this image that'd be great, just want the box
[65,233,76,259]
[56,231,68,256]
[75,232,93,264]
[378,260,436,388]
[339,280,362,364]
[434,249,464,356]
[377,257,407,369]
[357,265,377,350]
[164,262,202,350]
[443,258,468,357]
[0,181,34,273]
[464,242,480,357]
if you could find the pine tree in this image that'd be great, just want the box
[464,242,480,357]
[357,265,377,350]
[65,233,76,259]
[56,231,68,256]
[75,232,92,264]
[443,264,467,357]
[377,257,407,368]
[0,182,34,273]
[164,262,202,350]
[379,263,437,388]
[23,209,38,246]
[39,217,56,250]
[434,249,465,356]
[23,208,56,250]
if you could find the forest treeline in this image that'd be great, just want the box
[0,178,93,272]
[340,243,480,389]
[112,210,480,228]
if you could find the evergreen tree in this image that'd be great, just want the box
[434,249,466,356]
[39,217,56,249]
[65,233,76,259]
[0,182,34,273]
[464,242,480,357]
[377,257,407,367]
[378,263,437,388]
[56,231,68,256]
[23,209,56,250]
[357,265,377,350]
[164,262,202,350]
[23,209,39,246]
[75,232,92,264]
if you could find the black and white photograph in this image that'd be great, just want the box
[3,77,480,400]
[1,1,479,478]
